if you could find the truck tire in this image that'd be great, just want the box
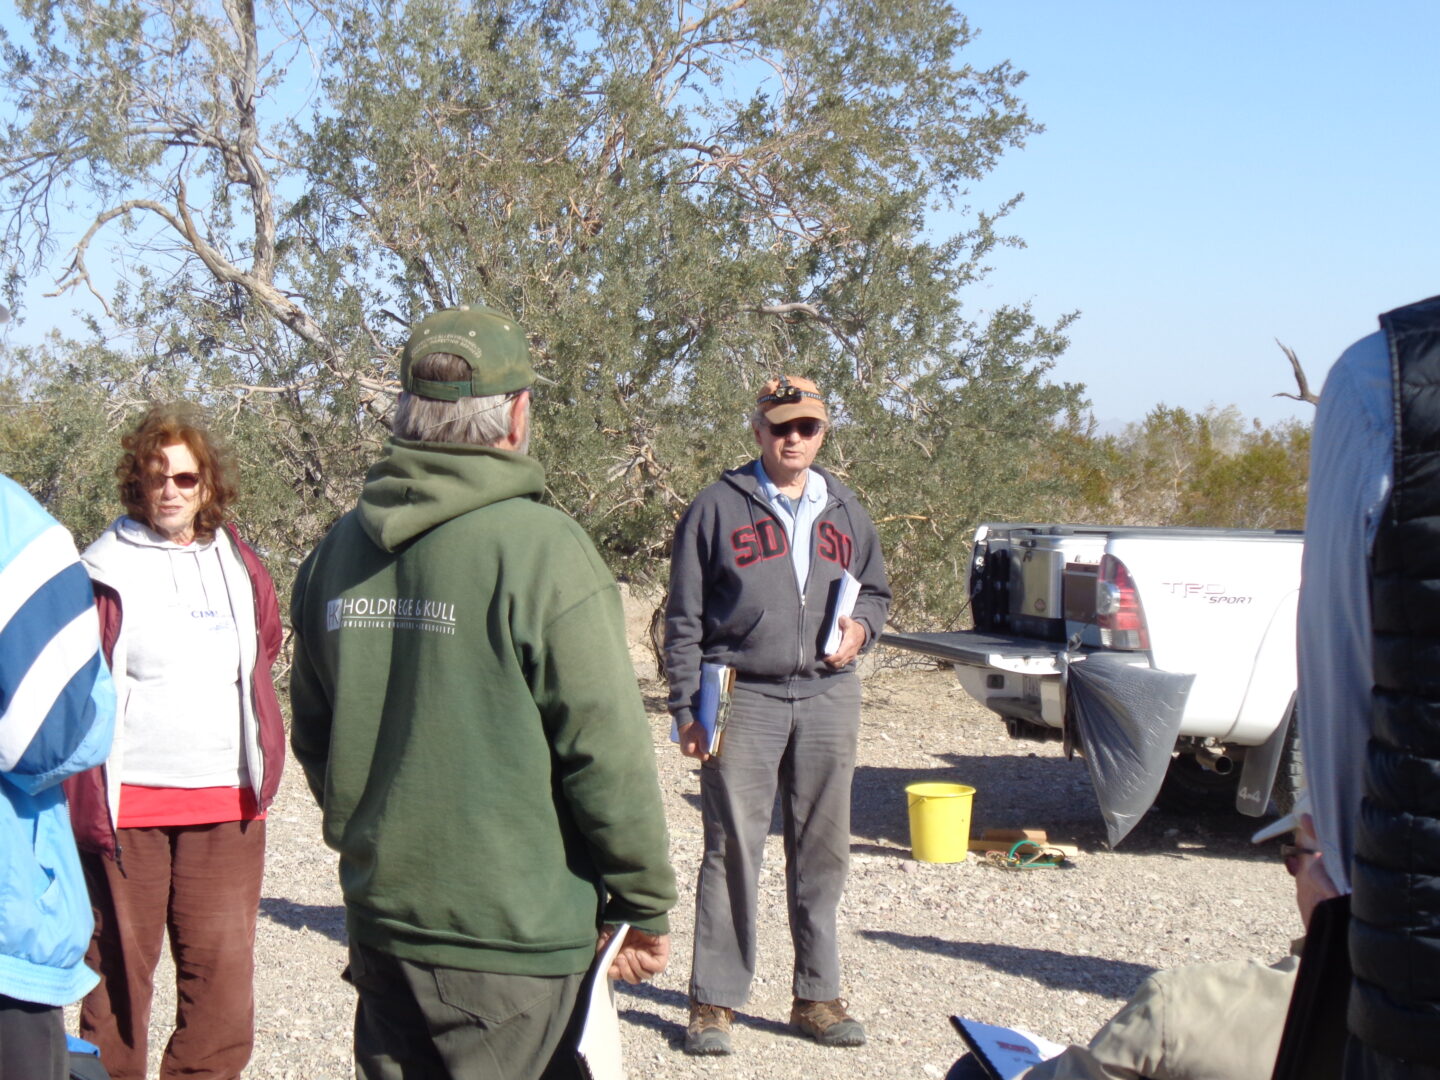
[1154,753,1240,815]
[1271,702,1303,815]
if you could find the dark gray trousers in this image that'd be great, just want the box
[0,996,65,1080]
[1345,1038,1440,1080]
[347,943,585,1080]
[689,676,861,1008]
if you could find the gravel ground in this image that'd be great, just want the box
[89,661,1299,1079]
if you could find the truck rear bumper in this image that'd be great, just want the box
[881,629,1076,729]
[880,626,1290,837]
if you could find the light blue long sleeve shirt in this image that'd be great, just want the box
[753,460,829,594]
[1296,330,1392,894]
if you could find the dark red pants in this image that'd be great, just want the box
[79,820,266,1080]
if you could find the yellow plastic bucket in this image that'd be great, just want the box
[906,782,975,863]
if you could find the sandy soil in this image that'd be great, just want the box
[90,661,1299,1079]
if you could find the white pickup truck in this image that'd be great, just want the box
[881,523,1304,845]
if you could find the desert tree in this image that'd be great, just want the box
[1,0,1081,625]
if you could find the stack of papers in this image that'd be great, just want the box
[576,925,631,1080]
[824,571,861,655]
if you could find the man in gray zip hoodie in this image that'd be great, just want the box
[664,375,891,1056]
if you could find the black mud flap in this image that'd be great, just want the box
[1234,693,1296,817]
[1066,654,1194,847]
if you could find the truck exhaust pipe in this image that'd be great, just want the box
[1194,746,1234,775]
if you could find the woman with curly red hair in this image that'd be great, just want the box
[64,403,285,1080]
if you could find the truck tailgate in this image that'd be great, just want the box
[880,630,1065,674]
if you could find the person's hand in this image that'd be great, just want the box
[1294,813,1340,931]
[596,926,671,984]
[823,615,866,669]
[678,721,710,762]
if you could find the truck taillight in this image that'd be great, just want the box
[1095,554,1150,651]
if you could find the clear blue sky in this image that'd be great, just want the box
[953,0,1440,429]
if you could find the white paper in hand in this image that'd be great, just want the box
[576,924,630,1080]
[823,570,861,655]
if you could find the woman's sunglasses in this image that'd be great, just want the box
[150,471,202,491]
[766,418,824,439]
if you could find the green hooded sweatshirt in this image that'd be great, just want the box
[290,439,676,975]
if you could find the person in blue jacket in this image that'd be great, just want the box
[0,473,116,1080]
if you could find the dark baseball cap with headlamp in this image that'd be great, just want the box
[400,305,540,401]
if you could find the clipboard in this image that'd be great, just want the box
[951,1016,1064,1080]
[695,662,735,755]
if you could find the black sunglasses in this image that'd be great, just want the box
[149,471,202,491]
[766,418,824,439]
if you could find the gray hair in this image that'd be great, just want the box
[393,352,528,449]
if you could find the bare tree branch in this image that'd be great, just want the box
[1274,339,1320,406]
[755,301,821,318]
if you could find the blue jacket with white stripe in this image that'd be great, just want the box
[0,473,115,1006]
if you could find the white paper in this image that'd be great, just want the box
[576,924,629,1080]
[953,1016,1064,1079]
[823,570,862,654]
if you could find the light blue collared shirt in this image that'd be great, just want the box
[1297,329,1392,894]
[752,460,829,593]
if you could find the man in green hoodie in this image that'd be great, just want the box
[290,306,677,1080]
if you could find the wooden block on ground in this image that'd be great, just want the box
[969,828,1080,858]
[979,835,1048,852]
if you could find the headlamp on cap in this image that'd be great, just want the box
[755,374,828,425]
[758,377,823,408]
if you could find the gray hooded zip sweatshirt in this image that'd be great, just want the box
[663,463,891,728]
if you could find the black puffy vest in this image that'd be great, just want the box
[1350,295,1440,1064]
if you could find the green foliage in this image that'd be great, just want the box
[1067,404,1311,530]
[296,0,1072,600]
[0,0,1090,629]
[0,0,1315,631]
[0,339,322,605]
[0,0,393,576]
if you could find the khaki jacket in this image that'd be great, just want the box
[1018,951,1300,1080]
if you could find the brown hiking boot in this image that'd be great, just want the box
[685,999,734,1055]
[791,997,866,1047]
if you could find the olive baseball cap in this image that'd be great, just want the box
[756,375,827,423]
[401,305,536,401]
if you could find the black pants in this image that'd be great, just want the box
[1345,1039,1440,1080]
[0,995,66,1080]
